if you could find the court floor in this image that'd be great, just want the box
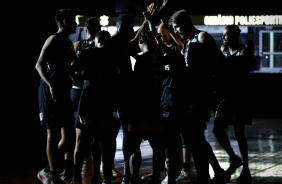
[1,117,281,184]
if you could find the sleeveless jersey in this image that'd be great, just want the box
[218,44,252,99]
[182,33,214,107]
[38,33,75,126]
[40,33,76,89]
[215,45,252,125]
[222,45,246,58]
[161,44,179,111]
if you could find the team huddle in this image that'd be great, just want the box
[35,1,253,184]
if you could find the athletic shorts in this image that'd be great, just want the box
[215,98,252,125]
[38,84,73,127]
[74,82,115,128]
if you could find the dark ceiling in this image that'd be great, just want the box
[74,0,282,16]
[26,0,282,18]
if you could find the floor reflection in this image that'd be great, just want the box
[0,118,281,184]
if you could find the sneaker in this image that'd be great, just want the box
[236,167,252,183]
[141,172,153,180]
[162,175,176,184]
[141,170,167,181]
[112,167,122,178]
[175,170,191,182]
[81,160,89,176]
[226,155,243,175]
[61,178,71,184]
[60,170,72,184]
[121,176,129,184]
[37,168,53,184]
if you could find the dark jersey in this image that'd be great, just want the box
[161,44,179,111]
[218,45,253,99]
[178,32,217,125]
[40,33,75,90]
[70,39,94,123]
[182,33,214,107]
[38,33,75,126]
[76,46,118,121]
[111,30,139,112]
[215,45,253,125]
[133,50,164,126]
[111,31,136,75]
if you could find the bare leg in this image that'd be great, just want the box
[234,125,248,165]
[213,120,236,157]
[73,127,91,181]
[46,127,61,172]
[46,126,63,183]
[59,126,75,180]
[234,124,252,182]
[213,120,243,175]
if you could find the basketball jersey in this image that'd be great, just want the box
[41,33,75,89]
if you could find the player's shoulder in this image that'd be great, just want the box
[198,31,215,45]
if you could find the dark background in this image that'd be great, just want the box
[2,0,281,169]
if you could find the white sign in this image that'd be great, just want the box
[204,14,282,25]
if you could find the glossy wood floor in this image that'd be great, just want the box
[1,117,282,184]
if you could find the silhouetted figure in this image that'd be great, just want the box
[111,14,141,184]
[213,24,253,183]
[35,8,77,184]
[157,22,187,184]
[129,28,166,184]
[72,30,118,184]
[168,9,229,184]
[71,17,100,179]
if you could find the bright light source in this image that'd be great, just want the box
[75,15,84,25]
[100,15,109,26]
[204,14,282,25]
[204,14,234,25]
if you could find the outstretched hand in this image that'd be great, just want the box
[147,2,159,16]
[144,2,160,23]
